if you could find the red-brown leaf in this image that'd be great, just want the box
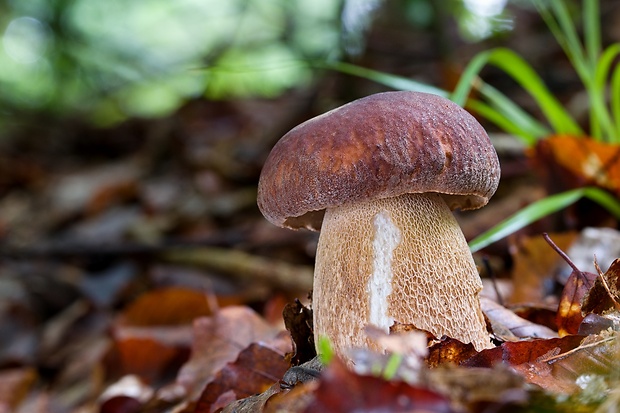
[194,342,290,413]
[302,358,454,413]
[556,268,597,336]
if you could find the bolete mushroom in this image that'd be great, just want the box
[257,91,500,358]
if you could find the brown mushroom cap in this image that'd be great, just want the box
[257,91,500,230]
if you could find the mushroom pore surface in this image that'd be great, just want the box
[313,192,492,356]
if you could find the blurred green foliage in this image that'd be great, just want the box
[0,0,515,127]
[0,0,342,125]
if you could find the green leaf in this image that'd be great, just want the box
[469,187,620,253]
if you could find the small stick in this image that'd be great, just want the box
[542,233,580,273]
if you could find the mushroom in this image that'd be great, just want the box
[257,91,500,358]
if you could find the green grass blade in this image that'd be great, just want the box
[451,50,492,106]
[469,187,620,253]
[592,44,620,142]
[583,0,601,72]
[455,48,582,136]
[582,187,620,217]
[534,0,592,85]
[612,62,620,137]
[466,100,537,146]
[475,82,551,141]
[315,60,449,97]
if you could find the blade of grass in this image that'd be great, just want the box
[592,44,620,142]
[468,187,620,253]
[535,0,590,80]
[583,0,601,72]
[475,82,551,142]
[466,100,537,145]
[314,60,449,97]
[314,59,547,144]
[612,63,620,138]
[453,48,582,136]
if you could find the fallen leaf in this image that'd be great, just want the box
[511,330,619,395]
[582,258,620,315]
[110,325,192,383]
[543,232,598,336]
[511,305,558,331]
[264,381,316,413]
[535,135,620,197]
[121,287,223,327]
[175,306,283,400]
[282,299,315,366]
[0,367,38,412]
[556,267,597,336]
[481,297,557,340]
[426,338,478,368]
[509,232,576,304]
[302,358,454,413]
[194,342,291,413]
[463,335,584,369]
[99,375,153,413]
[426,364,527,412]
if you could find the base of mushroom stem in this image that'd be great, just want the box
[312,192,492,360]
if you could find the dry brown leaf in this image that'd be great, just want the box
[463,335,585,370]
[302,358,453,413]
[535,135,620,196]
[426,364,527,411]
[582,258,620,315]
[282,299,315,366]
[556,267,597,337]
[110,325,193,383]
[0,367,38,412]
[263,381,317,413]
[481,297,557,340]
[509,232,576,304]
[194,341,290,412]
[175,306,283,400]
[426,338,478,368]
[121,287,244,327]
[511,330,619,395]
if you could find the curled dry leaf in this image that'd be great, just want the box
[543,232,598,337]
[99,375,153,413]
[426,338,478,368]
[582,258,620,315]
[480,297,557,341]
[282,298,315,366]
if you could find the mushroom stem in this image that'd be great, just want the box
[313,192,492,358]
